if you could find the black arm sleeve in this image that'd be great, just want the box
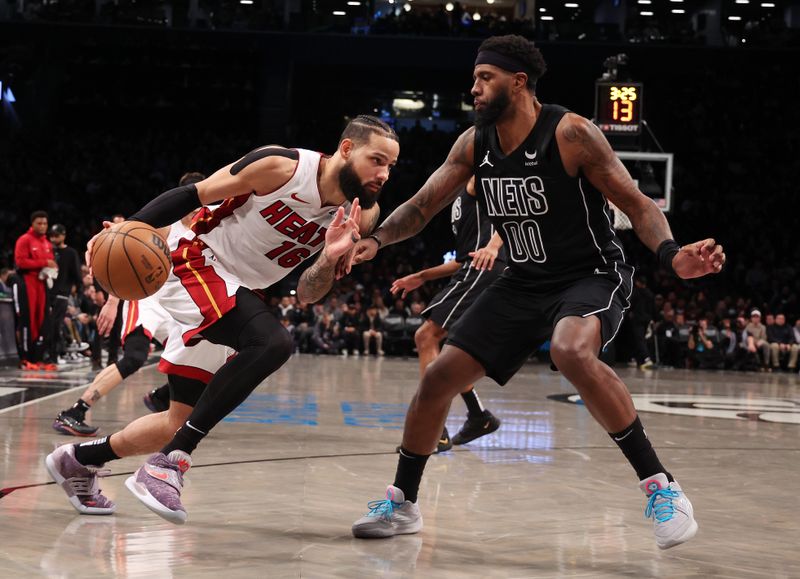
[128,184,201,228]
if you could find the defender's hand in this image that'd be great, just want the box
[673,239,725,279]
[391,273,423,299]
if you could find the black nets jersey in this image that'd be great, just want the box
[451,187,507,264]
[473,104,630,288]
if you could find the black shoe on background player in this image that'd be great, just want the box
[142,384,170,413]
[395,427,453,455]
[451,411,501,445]
[52,411,100,437]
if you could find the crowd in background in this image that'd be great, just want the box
[3,0,798,48]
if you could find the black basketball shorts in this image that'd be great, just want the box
[421,260,505,330]
[446,266,634,385]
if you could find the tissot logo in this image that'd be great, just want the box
[548,393,800,424]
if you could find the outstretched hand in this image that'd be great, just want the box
[324,198,362,262]
[85,220,114,274]
[350,238,379,267]
[391,273,424,299]
[672,238,725,279]
[469,245,498,271]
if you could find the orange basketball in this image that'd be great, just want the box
[91,221,171,300]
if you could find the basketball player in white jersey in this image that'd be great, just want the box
[51,173,207,437]
[49,115,398,524]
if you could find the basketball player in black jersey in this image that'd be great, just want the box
[391,177,504,451]
[350,36,724,549]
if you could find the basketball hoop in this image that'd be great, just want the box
[608,202,633,231]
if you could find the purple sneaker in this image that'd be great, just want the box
[125,450,192,525]
[45,444,115,515]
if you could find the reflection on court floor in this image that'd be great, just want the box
[1,355,798,578]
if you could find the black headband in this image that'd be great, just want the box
[474,50,535,80]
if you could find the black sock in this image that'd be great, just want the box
[460,388,485,418]
[152,383,171,404]
[161,421,206,455]
[609,415,673,482]
[393,447,430,503]
[73,436,120,466]
[63,399,91,420]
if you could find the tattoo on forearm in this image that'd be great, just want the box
[376,128,473,246]
[364,209,380,235]
[90,390,101,402]
[563,120,673,252]
[298,252,336,303]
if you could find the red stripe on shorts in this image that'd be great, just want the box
[158,358,214,384]
[171,238,237,344]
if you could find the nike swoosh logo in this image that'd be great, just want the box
[613,430,633,442]
[440,438,449,445]
[524,150,537,160]
[144,467,169,481]
[291,192,310,204]
[483,421,491,429]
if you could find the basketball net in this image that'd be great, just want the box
[608,202,633,231]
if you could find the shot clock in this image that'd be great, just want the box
[594,81,643,136]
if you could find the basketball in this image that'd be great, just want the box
[91,221,171,301]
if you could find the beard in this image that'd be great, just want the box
[474,88,511,129]
[338,161,380,210]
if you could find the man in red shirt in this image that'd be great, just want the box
[13,210,57,370]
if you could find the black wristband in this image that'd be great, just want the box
[368,234,383,248]
[656,239,680,274]
[129,184,201,229]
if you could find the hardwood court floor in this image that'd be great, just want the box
[0,355,798,578]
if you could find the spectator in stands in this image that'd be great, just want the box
[291,302,315,353]
[673,312,691,368]
[389,298,409,318]
[361,305,384,356]
[278,295,295,318]
[339,303,362,356]
[687,319,721,370]
[629,275,655,370]
[46,224,85,364]
[311,312,341,355]
[745,309,771,371]
[0,267,11,296]
[373,295,389,319]
[719,318,739,369]
[767,313,798,371]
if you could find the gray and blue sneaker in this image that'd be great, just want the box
[352,485,422,538]
[640,473,698,549]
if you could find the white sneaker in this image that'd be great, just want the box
[352,485,423,538]
[640,473,698,549]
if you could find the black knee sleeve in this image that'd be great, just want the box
[168,374,205,407]
[116,327,150,379]
[237,312,294,371]
[184,288,294,435]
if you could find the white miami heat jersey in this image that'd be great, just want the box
[166,219,190,251]
[190,149,343,289]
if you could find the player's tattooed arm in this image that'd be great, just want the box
[558,115,673,252]
[360,205,380,235]
[298,201,362,302]
[297,250,337,304]
[372,128,475,247]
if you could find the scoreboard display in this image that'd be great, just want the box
[594,81,642,136]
